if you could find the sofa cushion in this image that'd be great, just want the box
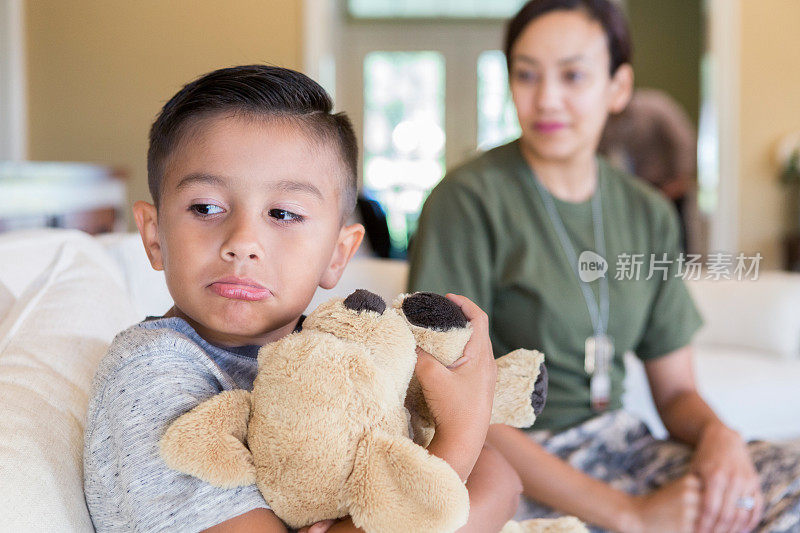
[686,272,800,360]
[0,241,140,531]
[0,228,125,299]
[95,232,173,319]
[693,345,800,440]
[305,257,409,314]
[624,347,800,441]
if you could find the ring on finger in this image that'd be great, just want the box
[735,495,756,511]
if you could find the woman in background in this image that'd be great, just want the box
[408,1,800,531]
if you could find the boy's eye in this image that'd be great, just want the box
[190,203,224,216]
[268,208,303,223]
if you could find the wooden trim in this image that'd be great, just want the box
[0,0,26,160]
[706,0,740,253]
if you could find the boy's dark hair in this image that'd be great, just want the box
[505,0,632,75]
[147,65,358,217]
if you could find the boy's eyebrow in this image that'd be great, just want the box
[271,179,324,200]
[175,172,323,200]
[175,172,226,191]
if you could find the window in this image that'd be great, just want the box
[335,2,514,252]
[348,0,526,19]
[362,51,445,250]
[477,50,520,151]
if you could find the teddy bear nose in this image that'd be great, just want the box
[343,289,386,315]
[532,363,548,417]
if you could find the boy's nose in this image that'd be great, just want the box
[220,214,264,261]
[223,249,259,261]
[221,233,262,261]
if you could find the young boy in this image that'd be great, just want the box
[83,65,521,532]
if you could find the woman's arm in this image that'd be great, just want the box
[486,424,701,533]
[644,345,717,444]
[645,345,763,533]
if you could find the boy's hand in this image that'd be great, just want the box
[298,519,337,533]
[414,294,497,478]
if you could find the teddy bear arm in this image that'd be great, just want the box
[159,389,256,488]
[343,428,469,533]
[405,376,436,447]
[491,349,547,427]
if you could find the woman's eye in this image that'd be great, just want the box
[190,204,224,216]
[268,208,303,223]
[514,70,539,83]
[564,70,585,83]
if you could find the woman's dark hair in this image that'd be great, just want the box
[504,0,632,75]
[147,64,358,215]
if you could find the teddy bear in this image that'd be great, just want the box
[159,290,585,532]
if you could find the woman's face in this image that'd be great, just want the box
[509,9,632,164]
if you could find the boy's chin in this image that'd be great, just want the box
[208,310,301,344]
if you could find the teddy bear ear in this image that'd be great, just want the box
[343,289,386,315]
[344,428,469,533]
[399,292,467,331]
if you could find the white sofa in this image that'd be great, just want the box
[1,228,799,531]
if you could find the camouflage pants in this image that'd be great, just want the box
[513,410,800,532]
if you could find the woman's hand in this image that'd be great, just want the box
[414,294,497,478]
[690,422,763,533]
[624,474,702,533]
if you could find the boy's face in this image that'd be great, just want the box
[134,115,363,348]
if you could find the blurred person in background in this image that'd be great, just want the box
[409,1,800,531]
[599,87,698,251]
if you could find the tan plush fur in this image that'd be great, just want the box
[501,516,590,533]
[160,295,469,532]
[392,294,545,446]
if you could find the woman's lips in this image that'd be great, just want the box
[210,282,272,301]
[534,122,567,133]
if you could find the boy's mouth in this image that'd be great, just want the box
[210,276,272,301]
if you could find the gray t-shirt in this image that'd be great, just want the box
[84,317,279,532]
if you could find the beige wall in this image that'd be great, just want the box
[738,0,800,269]
[26,0,303,229]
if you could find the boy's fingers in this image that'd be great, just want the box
[415,348,450,376]
[445,294,489,332]
[445,293,492,358]
[305,520,336,533]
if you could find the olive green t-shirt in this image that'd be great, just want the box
[407,140,704,432]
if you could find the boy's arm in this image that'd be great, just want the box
[84,344,273,532]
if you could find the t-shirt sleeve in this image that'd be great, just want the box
[634,202,704,360]
[84,349,271,532]
[407,179,495,313]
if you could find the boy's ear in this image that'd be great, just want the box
[132,200,164,271]
[319,223,365,290]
